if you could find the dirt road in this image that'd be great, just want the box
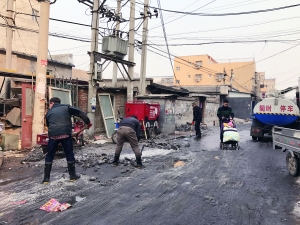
[0,124,300,225]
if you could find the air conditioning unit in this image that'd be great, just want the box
[195,79,200,82]
[217,79,221,82]
[195,65,200,69]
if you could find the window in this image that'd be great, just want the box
[188,75,191,78]
[32,9,39,21]
[216,73,224,81]
[196,61,202,67]
[176,67,180,71]
[46,69,52,76]
[195,74,202,79]
[176,80,180,84]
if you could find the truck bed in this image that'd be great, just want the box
[272,126,300,154]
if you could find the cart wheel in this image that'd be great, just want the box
[42,147,48,154]
[252,136,258,141]
[237,146,240,150]
[79,134,84,146]
[112,130,118,144]
[220,142,223,149]
[286,152,300,177]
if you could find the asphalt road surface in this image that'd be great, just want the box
[1,124,300,225]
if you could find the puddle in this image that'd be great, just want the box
[159,158,187,170]
[121,148,172,159]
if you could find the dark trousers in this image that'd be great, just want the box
[195,120,201,137]
[45,136,75,163]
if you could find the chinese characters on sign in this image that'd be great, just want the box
[259,105,272,112]
[259,105,294,113]
[280,105,294,113]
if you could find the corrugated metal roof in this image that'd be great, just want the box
[184,86,220,93]
[136,94,178,99]
[72,68,89,81]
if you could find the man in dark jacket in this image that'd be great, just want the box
[192,102,202,140]
[217,99,234,142]
[112,115,143,168]
[43,97,92,184]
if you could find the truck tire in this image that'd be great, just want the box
[112,130,118,144]
[258,137,264,141]
[252,136,258,141]
[286,152,300,177]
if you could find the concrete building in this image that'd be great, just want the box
[174,55,256,94]
[0,0,40,55]
[261,78,276,98]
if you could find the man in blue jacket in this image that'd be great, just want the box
[43,97,92,184]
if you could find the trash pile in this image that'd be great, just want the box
[76,153,113,168]
[176,123,192,132]
[22,148,45,162]
[40,198,71,212]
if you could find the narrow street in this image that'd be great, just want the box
[1,124,300,225]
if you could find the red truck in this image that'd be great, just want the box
[112,101,160,143]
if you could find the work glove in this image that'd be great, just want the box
[192,121,195,125]
[87,122,93,129]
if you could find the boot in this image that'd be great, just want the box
[42,163,52,184]
[136,156,144,169]
[67,162,81,182]
[112,154,120,166]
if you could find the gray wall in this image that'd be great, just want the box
[137,97,176,135]
[228,97,251,119]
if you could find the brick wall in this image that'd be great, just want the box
[78,87,88,112]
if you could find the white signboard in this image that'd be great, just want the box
[254,98,299,115]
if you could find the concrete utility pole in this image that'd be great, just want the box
[112,0,121,87]
[32,0,50,146]
[5,0,14,99]
[229,69,234,91]
[86,0,100,138]
[139,0,149,95]
[127,0,135,101]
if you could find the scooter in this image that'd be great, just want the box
[112,111,123,144]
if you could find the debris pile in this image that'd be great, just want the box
[176,123,192,132]
[23,148,45,162]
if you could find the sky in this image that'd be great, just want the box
[48,0,300,94]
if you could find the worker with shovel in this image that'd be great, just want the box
[112,115,144,168]
[192,102,202,140]
[42,97,92,184]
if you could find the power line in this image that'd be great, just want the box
[163,16,300,37]
[156,0,179,86]
[234,43,300,70]
[136,2,300,16]
[144,40,300,46]
[149,0,216,31]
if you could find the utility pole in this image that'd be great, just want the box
[32,0,50,146]
[139,0,149,95]
[112,0,121,87]
[223,68,227,85]
[86,0,100,138]
[127,0,135,101]
[229,69,234,91]
[5,0,14,99]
